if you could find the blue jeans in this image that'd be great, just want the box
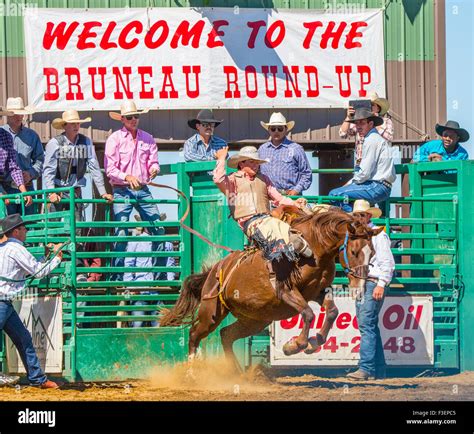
[131,294,162,328]
[0,301,47,385]
[329,181,391,213]
[112,186,163,270]
[4,184,36,215]
[355,280,386,376]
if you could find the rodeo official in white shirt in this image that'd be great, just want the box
[0,214,63,389]
[346,200,395,381]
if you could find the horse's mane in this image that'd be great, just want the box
[292,208,355,250]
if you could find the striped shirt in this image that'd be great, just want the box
[258,138,312,194]
[0,238,61,300]
[183,134,227,162]
[0,125,44,181]
[0,129,24,192]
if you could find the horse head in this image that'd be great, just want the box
[338,220,384,296]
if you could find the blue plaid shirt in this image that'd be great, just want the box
[258,138,312,194]
[183,133,227,162]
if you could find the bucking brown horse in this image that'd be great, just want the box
[160,206,383,372]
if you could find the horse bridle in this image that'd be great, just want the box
[338,231,372,279]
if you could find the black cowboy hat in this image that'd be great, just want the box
[349,108,384,127]
[435,120,470,143]
[187,109,223,130]
[0,214,26,235]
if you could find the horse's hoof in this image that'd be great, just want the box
[282,337,307,356]
[304,335,325,354]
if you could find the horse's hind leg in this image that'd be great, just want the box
[305,292,339,354]
[279,288,315,356]
[220,319,270,373]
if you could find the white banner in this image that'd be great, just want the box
[6,296,63,374]
[271,296,434,366]
[24,7,385,111]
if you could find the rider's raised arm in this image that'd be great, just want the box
[212,159,234,197]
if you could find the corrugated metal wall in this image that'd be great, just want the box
[0,0,445,147]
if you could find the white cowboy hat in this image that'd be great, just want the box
[5,97,36,115]
[52,110,92,130]
[260,112,295,132]
[109,100,150,121]
[368,91,390,116]
[228,146,269,169]
[351,200,382,218]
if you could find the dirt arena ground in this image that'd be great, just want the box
[1,359,474,401]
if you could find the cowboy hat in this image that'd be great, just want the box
[188,109,223,130]
[0,107,14,116]
[109,100,150,121]
[435,120,470,143]
[0,214,27,235]
[5,97,35,115]
[52,110,91,130]
[368,91,390,116]
[228,146,269,169]
[351,200,382,218]
[260,112,295,132]
[349,108,384,127]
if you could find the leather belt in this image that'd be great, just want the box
[378,180,392,189]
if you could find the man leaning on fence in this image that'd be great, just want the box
[0,108,32,213]
[104,101,163,274]
[42,110,113,225]
[1,98,44,215]
[0,214,63,388]
[257,113,312,196]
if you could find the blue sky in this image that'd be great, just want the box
[445,0,474,156]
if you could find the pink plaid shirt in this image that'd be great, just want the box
[104,127,159,187]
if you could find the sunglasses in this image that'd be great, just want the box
[199,122,215,128]
[124,115,140,120]
[269,126,285,132]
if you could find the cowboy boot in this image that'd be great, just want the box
[289,233,313,258]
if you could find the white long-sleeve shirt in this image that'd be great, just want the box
[0,238,61,300]
[368,224,395,288]
[351,128,396,185]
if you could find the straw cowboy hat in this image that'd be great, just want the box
[350,108,384,127]
[52,110,91,130]
[368,91,390,116]
[4,97,36,115]
[351,200,382,218]
[260,112,295,132]
[109,100,150,121]
[188,109,223,130]
[228,146,269,169]
[435,120,470,143]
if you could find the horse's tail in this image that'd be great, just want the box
[160,269,210,327]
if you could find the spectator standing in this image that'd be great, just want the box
[258,113,312,195]
[1,98,43,215]
[183,109,227,162]
[43,110,113,226]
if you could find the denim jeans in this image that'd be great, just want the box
[329,181,391,213]
[49,187,84,236]
[131,294,162,328]
[4,184,36,215]
[355,280,386,376]
[112,186,163,271]
[0,301,47,385]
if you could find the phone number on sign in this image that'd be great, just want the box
[290,336,417,354]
